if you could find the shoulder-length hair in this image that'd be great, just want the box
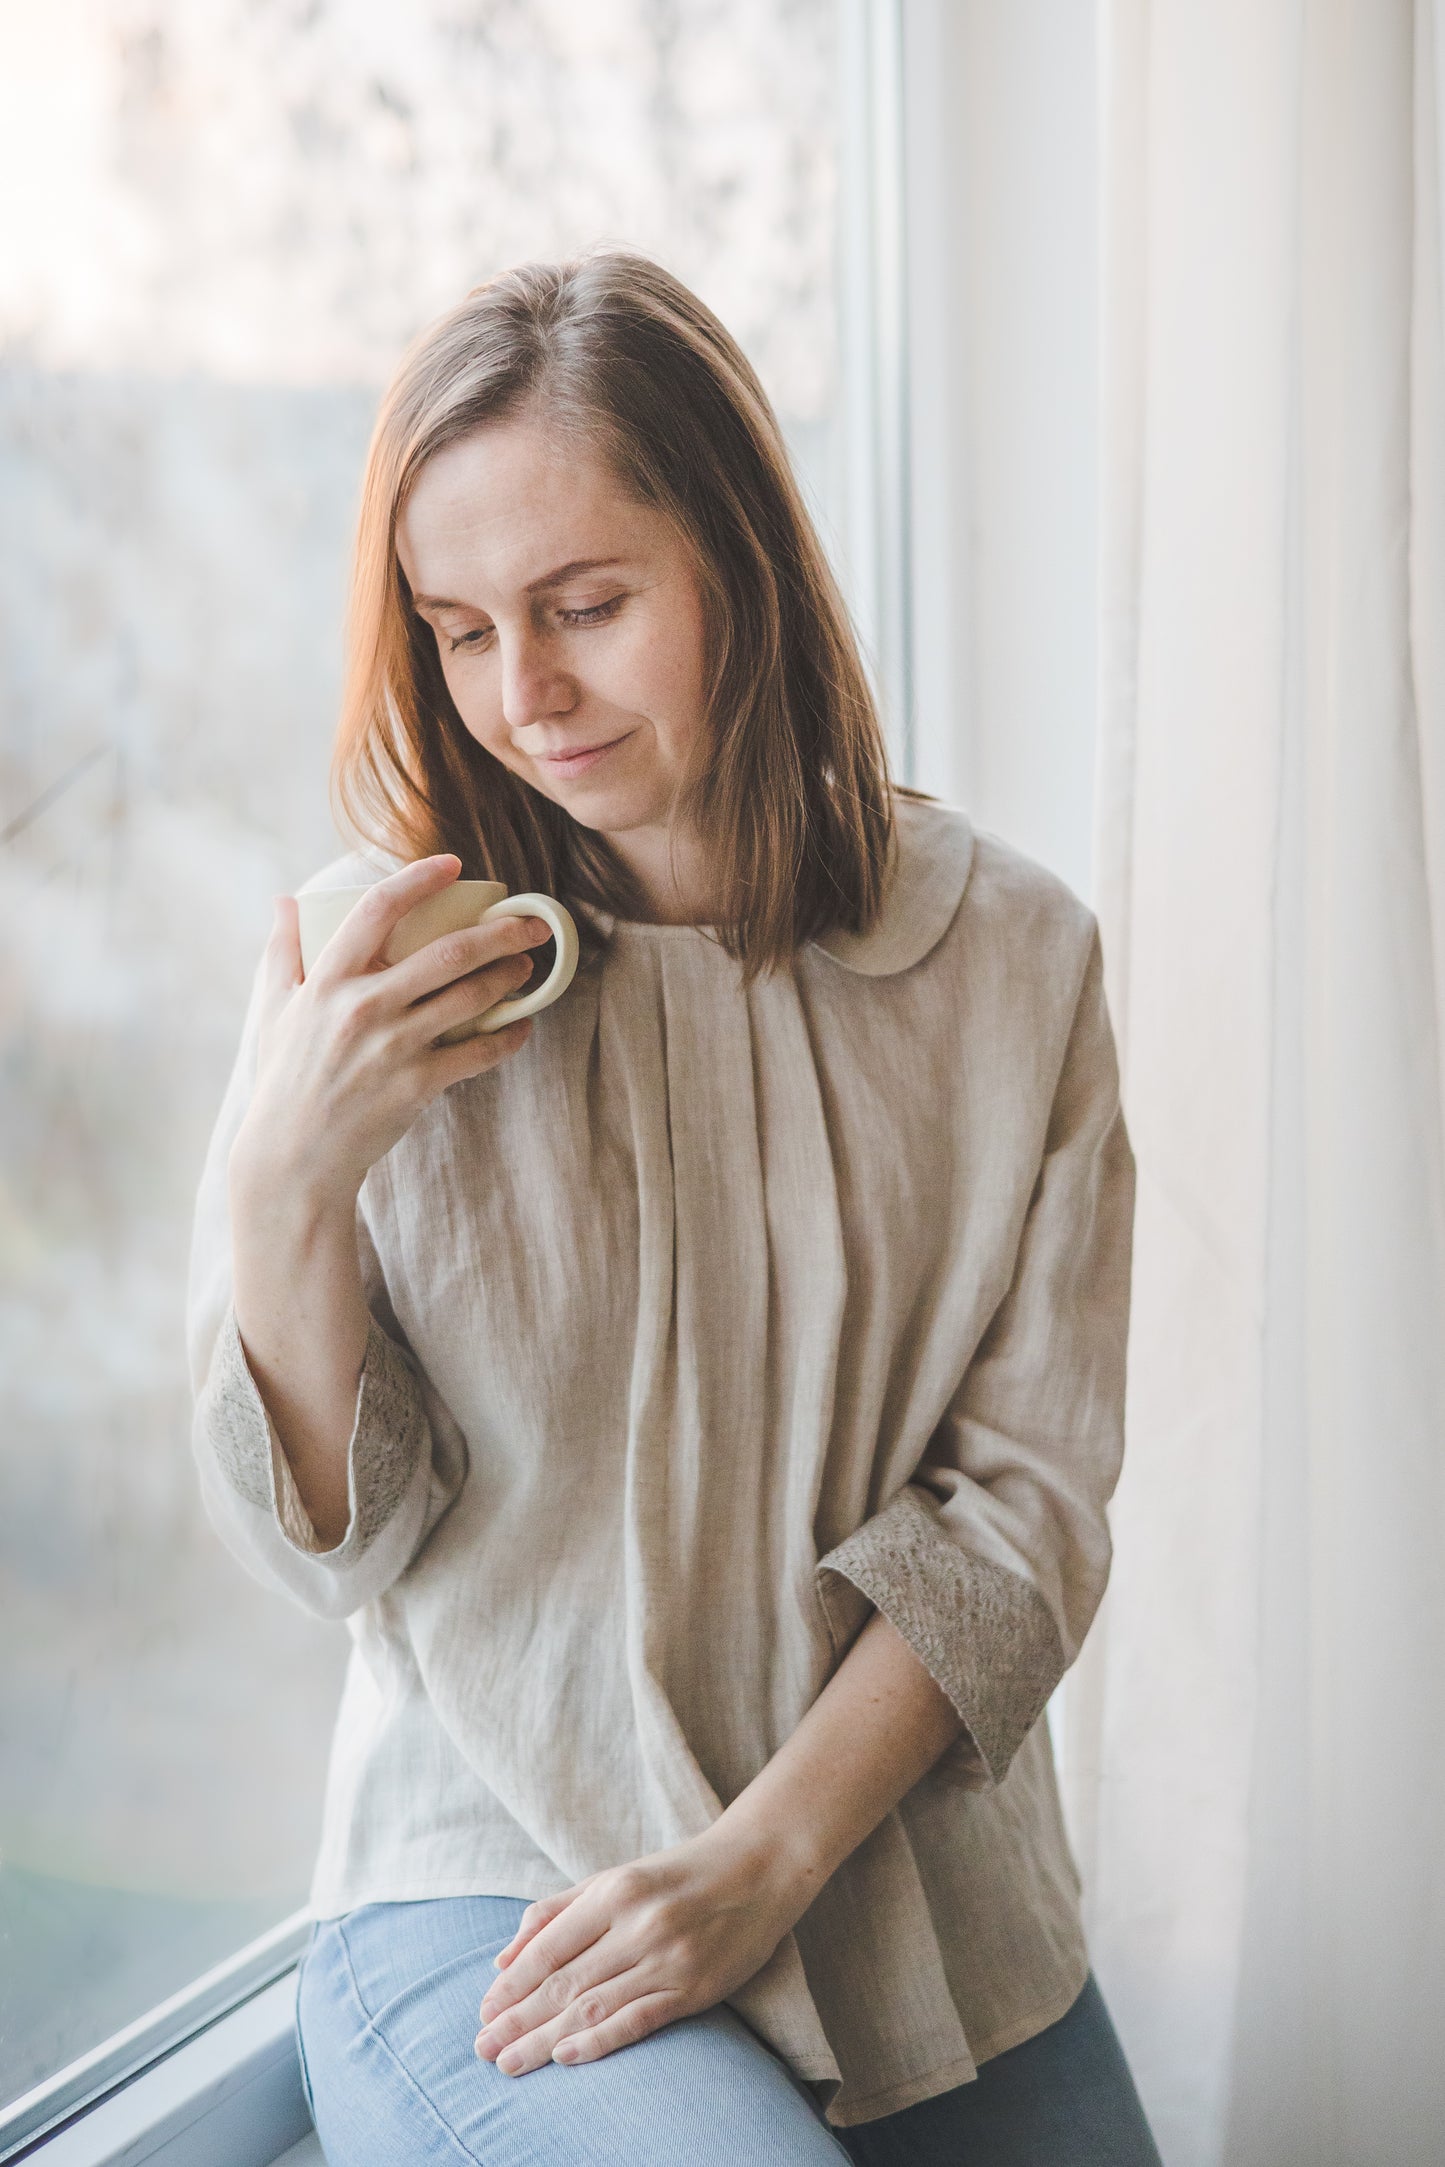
[334,249,902,982]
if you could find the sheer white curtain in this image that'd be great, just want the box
[1060,3,1445,2163]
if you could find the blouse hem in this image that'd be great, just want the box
[821,1948,1091,2129]
[307,1869,575,1918]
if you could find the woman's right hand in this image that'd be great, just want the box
[230,853,551,1213]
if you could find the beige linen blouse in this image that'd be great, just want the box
[186,790,1134,2131]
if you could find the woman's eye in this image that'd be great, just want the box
[446,626,493,652]
[558,596,625,628]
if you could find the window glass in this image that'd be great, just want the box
[0,0,841,2107]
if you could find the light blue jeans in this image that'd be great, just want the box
[295,1896,1163,2165]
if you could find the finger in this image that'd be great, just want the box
[427,1012,534,1094]
[479,1924,623,2035]
[489,1890,577,1976]
[404,949,536,1047]
[310,854,461,980]
[480,1967,649,2080]
[389,913,553,1009]
[548,1991,683,2068]
[479,1892,606,2022]
[258,898,302,1034]
[477,1947,636,2067]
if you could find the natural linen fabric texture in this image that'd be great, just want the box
[186,791,1135,2129]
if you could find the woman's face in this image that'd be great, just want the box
[397,412,711,898]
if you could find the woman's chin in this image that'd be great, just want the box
[540,777,667,834]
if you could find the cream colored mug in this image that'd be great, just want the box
[296,880,580,1046]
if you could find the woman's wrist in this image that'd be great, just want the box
[701,1614,968,1938]
[706,1787,837,1927]
[228,1119,360,1238]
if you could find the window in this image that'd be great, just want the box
[0,0,851,2133]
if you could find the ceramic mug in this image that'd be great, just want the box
[295,880,580,1046]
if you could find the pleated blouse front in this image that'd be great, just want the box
[187,791,1135,2129]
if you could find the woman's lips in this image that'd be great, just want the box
[535,731,633,779]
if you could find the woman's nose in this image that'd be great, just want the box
[499,631,577,731]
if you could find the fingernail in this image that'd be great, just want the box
[528,919,550,942]
[498,2048,523,2075]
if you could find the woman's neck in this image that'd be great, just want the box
[602,817,721,925]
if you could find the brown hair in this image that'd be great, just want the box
[333,249,907,982]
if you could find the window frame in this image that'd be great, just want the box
[5,1973,315,2167]
[836,0,914,780]
[0,1916,310,2163]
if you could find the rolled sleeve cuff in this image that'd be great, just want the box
[815,1485,1065,1788]
[197,1305,428,1568]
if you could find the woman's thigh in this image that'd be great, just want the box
[295,1895,852,2167]
[836,1975,1162,2167]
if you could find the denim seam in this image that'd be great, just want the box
[292,1991,317,2123]
[294,1937,320,2123]
[333,1915,485,2167]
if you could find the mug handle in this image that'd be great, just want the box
[474,893,580,1033]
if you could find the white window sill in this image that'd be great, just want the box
[17,1971,314,2167]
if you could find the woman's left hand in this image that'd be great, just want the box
[474,1823,811,2075]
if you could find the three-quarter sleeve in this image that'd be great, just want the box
[815,925,1134,1788]
[186,947,468,1623]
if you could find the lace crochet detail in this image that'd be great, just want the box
[817,1485,1065,1787]
[347,1324,429,1551]
[203,1309,276,1511]
[199,1306,427,1561]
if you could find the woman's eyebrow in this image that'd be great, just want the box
[525,556,629,594]
[410,591,484,614]
[412,558,630,614]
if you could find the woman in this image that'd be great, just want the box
[187,253,1160,2165]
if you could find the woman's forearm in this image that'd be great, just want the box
[215,871,547,1552]
[228,1144,370,1550]
[715,1608,965,1908]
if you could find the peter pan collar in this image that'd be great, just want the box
[576,793,975,978]
[807,792,975,976]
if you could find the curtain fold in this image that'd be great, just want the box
[1066,4,1445,2162]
